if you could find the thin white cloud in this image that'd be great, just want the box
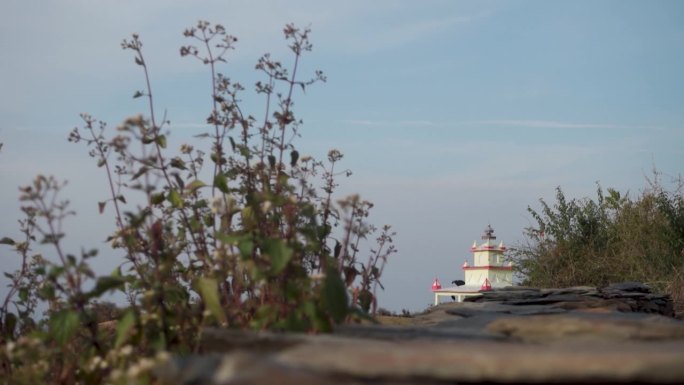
[344,118,673,131]
[354,14,484,53]
[346,119,435,127]
[469,119,666,130]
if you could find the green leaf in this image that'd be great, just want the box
[263,239,293,275]
[0,237,15,246]
[133,90,144,98]
[88,275,126,299]
[164,284,189,305]
[114,310,136,348]
[153,333,167,351]
[197,277,226,324]
[131,166,149,181]
[3,312,17,337]
[301,301,331,332]
[334,240,342,258]
[320,267,349,323]
[156,135,167,149]
[237,238,254,259]
[170,157,186,170]
[167,189,183,208]
[358,289,374,313]
[50,310,80,346]
[214,174,229,194]
[173,173,185,190]
[18,288,28,302]
[268,155,276,169]
[151,192,165,205]
[185,180,206,194]
[290,150,299,167]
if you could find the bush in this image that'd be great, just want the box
[513,173,684,303]
[0,21,396,384]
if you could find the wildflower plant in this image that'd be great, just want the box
[0,21,395,384]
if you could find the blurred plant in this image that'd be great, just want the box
[0,21,395,384]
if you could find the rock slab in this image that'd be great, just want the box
[156,282,684,384]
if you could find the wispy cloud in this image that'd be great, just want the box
[369,14,484,49]
[334,10,491,55]
[346,119,436,127]
[344,118,673,131]
[469,120,666,130]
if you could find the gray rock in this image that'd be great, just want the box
[157,282,684,385]
[604,281,653,293]
[487,312,684,343]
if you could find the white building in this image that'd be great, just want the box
[432,225,513,305]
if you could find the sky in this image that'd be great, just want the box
[1,0,683,312]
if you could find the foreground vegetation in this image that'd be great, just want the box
[0,22,395,384]
[1,19,681,385]
[513,173,684,313]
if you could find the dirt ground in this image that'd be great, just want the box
[374,303,463,326]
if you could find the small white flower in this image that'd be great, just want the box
[211,196,224,214]
[155,351,171,363]
[138,358,155,371]
[126,364,142,379]
[109,369,123,381]
[119,345,133,357]
[260,200,272,213]
[5,341,15,358]
[88,356,104,371]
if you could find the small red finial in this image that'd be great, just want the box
[431,277,442,291]
[480,278,492,291]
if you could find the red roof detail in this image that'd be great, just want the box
[431,278,442,291]
[480,278,492,291]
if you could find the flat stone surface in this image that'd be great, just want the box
[487,313,684,343]
[157,283,684,384]
[158,336,684,384]
[275,337,684,383]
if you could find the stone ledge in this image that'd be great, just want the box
[156,282,684,385]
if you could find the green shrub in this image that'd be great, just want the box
[0,21,396,384]
[513,173,684,299]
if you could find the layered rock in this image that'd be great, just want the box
[156,283,684,384]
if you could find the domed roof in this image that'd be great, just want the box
[481,224,496,240]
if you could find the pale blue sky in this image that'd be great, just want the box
[1,1,683,311]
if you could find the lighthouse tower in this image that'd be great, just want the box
[464,225,512,287]
[432,225,513,305]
